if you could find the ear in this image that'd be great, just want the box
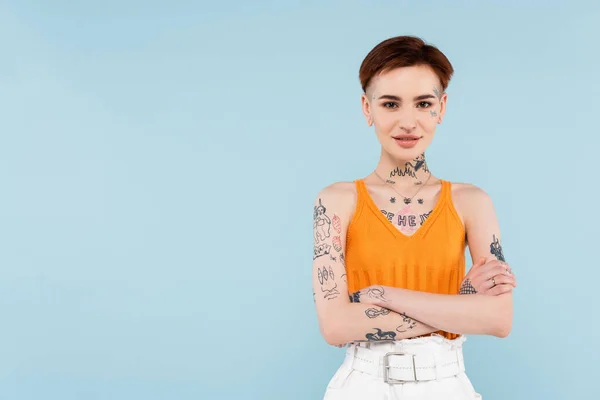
[361,93,372,126]
[438,92,448,124]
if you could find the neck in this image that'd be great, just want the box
[374,152,432,187]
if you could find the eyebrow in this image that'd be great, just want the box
[377,94,437,101]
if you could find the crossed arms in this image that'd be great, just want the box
[312,182,514,347]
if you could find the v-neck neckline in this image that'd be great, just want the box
[358,179,448,240]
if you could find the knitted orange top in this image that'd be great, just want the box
[345,179,466,340]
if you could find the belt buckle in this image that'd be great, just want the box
[383,352,416,384]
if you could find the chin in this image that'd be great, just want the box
[386,146,424,161]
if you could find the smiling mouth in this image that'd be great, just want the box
[393,135,422,141]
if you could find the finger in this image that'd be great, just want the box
[488,284,514,296]
[480,265,512,281]
[472,257,487,269]
[466,257,487,279]
[481,273,512,291]
[490,274,516,288]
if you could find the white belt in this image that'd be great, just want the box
[345,344,465,384]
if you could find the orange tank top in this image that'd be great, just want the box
[345,179,466,340]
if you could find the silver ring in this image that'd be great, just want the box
[491,277,496,286]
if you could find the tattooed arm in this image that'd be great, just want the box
[312,183,438,346]
[358,186,514,338]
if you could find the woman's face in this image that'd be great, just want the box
[361,64,447,161]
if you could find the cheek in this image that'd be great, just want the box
[418,113,438,130]
[374,112,397,127]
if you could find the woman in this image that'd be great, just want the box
[312,36,517,399]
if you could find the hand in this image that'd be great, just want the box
[459,257,516,296]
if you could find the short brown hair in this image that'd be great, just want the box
[359,36,454,94]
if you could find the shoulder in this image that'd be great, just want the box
[313,181,358,219]
[447,181,496,223]
[449,181,493,203]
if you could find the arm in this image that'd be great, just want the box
[361,185,514,338]
[312,183,437,346]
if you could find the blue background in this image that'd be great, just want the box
[1,1,598,399]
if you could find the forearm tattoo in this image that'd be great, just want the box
[365,286,389,302]
[365,307,391,319]
[317,265,340,300]
[365,328,397,341]
[349,286,389,303]
[396,313,417,332]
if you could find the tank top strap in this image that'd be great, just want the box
[439,179,463,229]
[353,179,368,217]
[354,179,368,196]
[440,179,450,202]
[354,179,367,204]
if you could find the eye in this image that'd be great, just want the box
[417,101,432,108]
[382,102,398,109]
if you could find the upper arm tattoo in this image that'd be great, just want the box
[313,196,346,299]
[490,234,505,262]
[313,198,332,244]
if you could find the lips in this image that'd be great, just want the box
[392,135,421,140]
[393,135,421,148]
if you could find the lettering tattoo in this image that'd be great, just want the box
[365,307,391,319]
[366,327,397,341]
[379,206,432,235]
[381,210,395,221]
[490,234,505,262]
[459,278,477,294]
[313,198,331,244]
[419,210,432,224]
[318,266,340,300]
[397,205,418,233]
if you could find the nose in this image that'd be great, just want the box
[397,110,417,132]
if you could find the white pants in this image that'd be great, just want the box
[323,334,482,400]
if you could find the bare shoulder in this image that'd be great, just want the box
[448,181,495,224]
[313,181,358,220]
[450,181,492,201]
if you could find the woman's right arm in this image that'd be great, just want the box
[312,183,437,346]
